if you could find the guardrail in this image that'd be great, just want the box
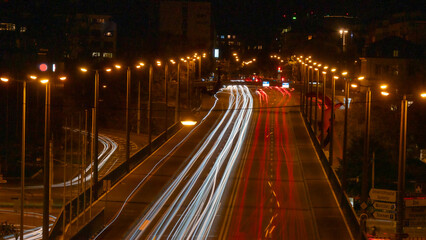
[49,122,182,239]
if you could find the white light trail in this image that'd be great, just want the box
[125,85,253,239]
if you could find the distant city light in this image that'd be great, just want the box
[214,49,219,58]
[39,63,48,72]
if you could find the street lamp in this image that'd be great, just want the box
[136,62,145,134]
[329,75,338,166]
[381,90,426,240]
[172,59,181,123]
[306,65,313,117]
[1,76,34,240]
[314,67,319,135]
[349,78,370,208]
[110,62,145,171]
[339,29,349,52]
[40,75,66,240]
[320,69,327,147]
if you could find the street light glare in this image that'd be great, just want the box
[351,84,358,88]
[421,93,426,98]
[115,64,121,69]
[139,62,145,66]
[333,76,339,79]
[331,68,336,72]
[324,66,328,69]
[59,76,66,81]
[342,71,348,76]
[381,91,390,96]
[358,76,365,80]
[380,84,388,89]
[181,120,197,126]
[322,71,327,74]
[106,68,112,72]
[156,61,161,66]
[40,79,49,84]
[1,77,9,82]
[80,68,88,72]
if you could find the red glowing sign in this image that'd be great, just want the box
[39,63,48,72]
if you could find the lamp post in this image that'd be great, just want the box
[125,66,131,172]
[80,67,104,200]
[340,29,349,53]
[20,80,26,240]
[40,75,66,240]
[306,65,312,117]
[114,63,145,166]
[349,76,371,208]
[329,73,337,166]
[2,75,47,240]
[309,63,316,124]
[163,62,168,138]
[379,90,426,240]
[41,78,51,240]
[341,71,349,189]
[148,64,153,151]
[298,60,304,111]
[314,66,320,135]
[320,68,328,147]
[136,62,145,134]
[186,58,191,109]
[174,60,181,123]
[396,94,408,240]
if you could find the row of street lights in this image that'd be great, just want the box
[0,51,207,240]
[79,53,207,199]
[1,74,66,240]
[296,55,425,239]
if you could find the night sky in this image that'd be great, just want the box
[1,0,424,52]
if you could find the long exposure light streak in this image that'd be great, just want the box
[124,85,253,239]
[93,89,223,239]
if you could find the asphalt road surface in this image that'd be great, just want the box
[94,85,352,240]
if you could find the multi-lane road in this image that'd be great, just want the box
[92,85,351,239]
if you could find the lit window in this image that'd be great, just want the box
[227,35,231,39]
[0,23,16,31]
[308,35,313,40]
[393,50,399,57]
[220,35,225,39]
[105,31,113,37]
[258,45,262,49]
[20,27,27,32]
[103,52,113,58]
[92,52,101,57]
[233,35,236,39]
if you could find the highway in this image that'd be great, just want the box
[94,85,352,239]
[219,86,351,239]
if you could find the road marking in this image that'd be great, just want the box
[139,219,150,231]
